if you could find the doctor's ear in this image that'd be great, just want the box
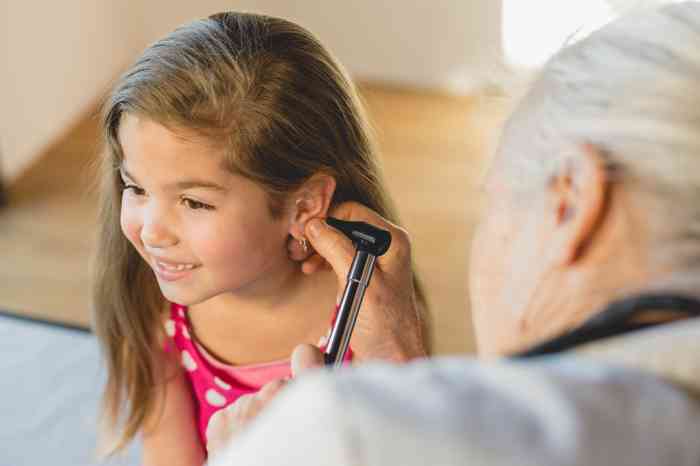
[288,174,337,241]
[548,143,609,266]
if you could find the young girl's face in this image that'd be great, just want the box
[118,114,292,306]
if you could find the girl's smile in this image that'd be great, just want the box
[118,113,294,306]
[151,256,201,282]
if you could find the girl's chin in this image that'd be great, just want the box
[157,283,213,307]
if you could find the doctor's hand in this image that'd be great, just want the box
[205,378,286,457]
[301,202,426,363]
[205,345,324,458]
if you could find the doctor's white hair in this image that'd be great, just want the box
[503,1,700,266]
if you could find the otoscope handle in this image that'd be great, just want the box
[324,251,375,366]
[323,218,391,367]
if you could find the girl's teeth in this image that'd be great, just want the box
[159,261,195,271]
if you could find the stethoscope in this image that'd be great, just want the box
[516,293,700,358]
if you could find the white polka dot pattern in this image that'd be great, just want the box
[182,326,191,340]
[181,350,197,372]
[164,319,176,337]
[205,389,227,407]
[214,377,232,390]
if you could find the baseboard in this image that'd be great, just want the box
[0,309,91,334]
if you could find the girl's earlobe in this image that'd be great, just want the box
[287,198,314,262]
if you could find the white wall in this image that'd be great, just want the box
[0,2,146,182]
[1,1,502,184]
[290,1,503,93]
[138,1,503,94]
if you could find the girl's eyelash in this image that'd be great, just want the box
[182,198,215,211]
[119,178,214,211]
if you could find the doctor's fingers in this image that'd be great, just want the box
[322,201,413,277]
[303,202,412,280]
[207,379,288,445]
[303,217,355,286]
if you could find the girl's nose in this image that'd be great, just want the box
[140,208,178,249]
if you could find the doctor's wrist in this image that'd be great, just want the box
[357,327,427,364]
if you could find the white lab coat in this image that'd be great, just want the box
[210,319,700,466]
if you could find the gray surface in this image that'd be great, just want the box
[0,315,141,466]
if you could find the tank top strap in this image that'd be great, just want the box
[170,302,187,324]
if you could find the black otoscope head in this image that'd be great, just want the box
[325,217,392,256]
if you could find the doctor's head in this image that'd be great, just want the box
[470,2,700,356]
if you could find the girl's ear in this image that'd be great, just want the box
[288,174,337,240]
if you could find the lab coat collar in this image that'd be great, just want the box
[574,317,700,397]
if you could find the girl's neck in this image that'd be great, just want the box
[186,265,337,365]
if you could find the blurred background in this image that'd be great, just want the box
[0,0,679,356]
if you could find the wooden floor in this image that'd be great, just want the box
[0,83,508,355]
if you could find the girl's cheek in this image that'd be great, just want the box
[198,232,241,262]
[120,202,142,246]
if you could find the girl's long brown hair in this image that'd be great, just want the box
[93,12,429,453]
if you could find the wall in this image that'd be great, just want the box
[0,2,144,182]
[0,1,502,184]
[137,1,503,93]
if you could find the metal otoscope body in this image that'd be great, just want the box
[323,217,392,367]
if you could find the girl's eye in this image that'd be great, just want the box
[182,198,215,211]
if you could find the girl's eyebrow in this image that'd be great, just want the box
[119,166,228,192]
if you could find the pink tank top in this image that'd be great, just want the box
[165,302,352,448]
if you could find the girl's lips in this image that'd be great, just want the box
[153,259,200,282]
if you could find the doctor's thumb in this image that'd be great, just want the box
[304,218,355,277]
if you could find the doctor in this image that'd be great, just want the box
[209,3,700,464]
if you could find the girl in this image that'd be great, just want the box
[91,11,429,464]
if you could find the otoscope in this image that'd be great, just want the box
[323,217,392,367]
